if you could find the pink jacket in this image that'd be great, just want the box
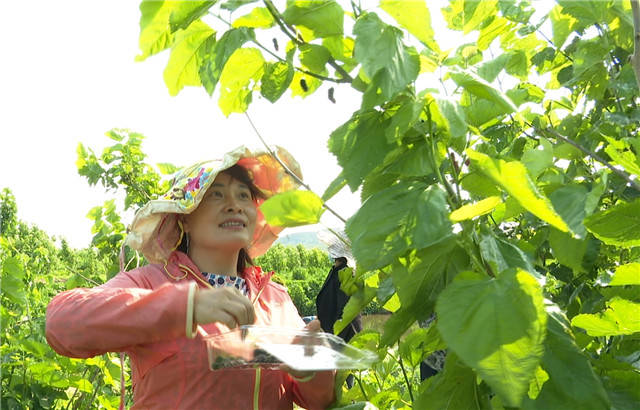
[46,252,335,409]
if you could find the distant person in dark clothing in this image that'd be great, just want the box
[316,256,362,342]
[316,231,362,389]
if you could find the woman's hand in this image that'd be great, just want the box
[194,287,255,328]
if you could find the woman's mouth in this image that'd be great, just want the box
[219,220,246,229]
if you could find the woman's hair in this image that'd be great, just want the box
[177,164,264,273]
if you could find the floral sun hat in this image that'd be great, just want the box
[125,145,302,264]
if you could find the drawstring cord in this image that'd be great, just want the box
[118,244,126,410]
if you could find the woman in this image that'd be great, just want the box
[46,146,336,409]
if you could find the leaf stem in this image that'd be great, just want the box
[424,107,459,207]
[394,346,415,403]
[355,372,369,401]
[631,0,640,90]
[244,112,348,224]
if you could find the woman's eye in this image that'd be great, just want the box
[240,192,251,199]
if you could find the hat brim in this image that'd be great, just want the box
[125,145,302,264]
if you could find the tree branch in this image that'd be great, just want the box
[244,112,348,224]
[262,0,354,83]
[211,9,351,84]
[539,127,640,192]
[631,0,640,90]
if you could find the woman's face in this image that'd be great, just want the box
[183,172,257,252]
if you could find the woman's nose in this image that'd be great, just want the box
[224,197,242,213]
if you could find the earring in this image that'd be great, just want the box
[186,232,190,255]
[172,219,185,252]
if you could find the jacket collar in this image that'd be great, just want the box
[167,251,273,296]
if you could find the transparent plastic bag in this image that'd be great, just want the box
[205,325,377,371]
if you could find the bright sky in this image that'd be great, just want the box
[1,1,368,248]
[3,1,545,249]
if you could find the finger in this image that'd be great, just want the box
[212,310,238,329]
[305,319,322,332]
[229,288,255,324]
[222,300,252,326]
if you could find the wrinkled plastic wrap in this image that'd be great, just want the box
[205,325,377,371]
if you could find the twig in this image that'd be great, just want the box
[210,11,350,84]
[631,0,640,90]
[392,348,414,403]
[74,270,101,287]
[262,0,354,83]
[539,127,640,192]
[244,112,348,224]
[355,372,369,401]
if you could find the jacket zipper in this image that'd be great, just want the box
[253,367,261,410]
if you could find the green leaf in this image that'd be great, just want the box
[450,71,517,115]
[414,353,491,410]
[478,232,538,279]
[604,139,640,177]
[548,228,588,273]
[333,285,376,335]
[391,240,465,324]
[260,190,324,227]
[585,171,608,216]
[199,27,255,95]
[505,50,529,79]
[218,47,265,116]
[168,1,215,32]
[384,93,424,143]
[282,0,344,39]
[450,196,501,222]
[328,110,395,191]
[136,1,177,61]
[478,53,510,82]
[398,327,433,367]
[521,138,553,179]
[323,35,356,67]
[522,306,610,410]
[379,0,439,51]
[157,162,179,175]
[299,44,331,73]
[436,268,547,407]
[584,198,640,247]
[460,171,501,199]
[507,82,546,106]
[321,172,346,202]
[435,96,468,143]
[549,184,588,238]
[608,263,640,286]
[549,5,577,49]
[1,256,26,305]
[571,297,640,336]
[221,0,258,12]
[232,7,275,28]
[467,150,570,233]
[384,141,435,177]
[346,182,453,270]
[527,366,550,400]
[557,0,607,28]
[462,0,497,34]
[477,15,511,50]
[380,306,416,347]
[601,370,640,410]
[163,20,215,96]
[353,13,420,100]
[260,61,294,103]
